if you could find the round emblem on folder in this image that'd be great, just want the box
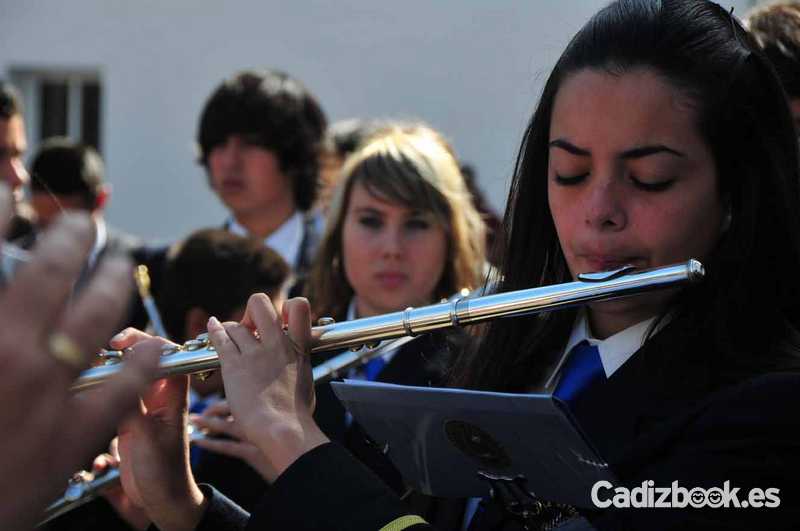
[444,420,511,470]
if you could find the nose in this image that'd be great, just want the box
[583,174,627,231]
[380,225,404,259]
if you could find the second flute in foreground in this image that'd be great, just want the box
[73,259,704,391]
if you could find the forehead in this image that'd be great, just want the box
[550,68,700,151]
[0,114,27,151]
[347,181,416,214]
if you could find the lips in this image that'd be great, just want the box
[580,254,643,272]
[374,272,408,290]
[218,179,246,194]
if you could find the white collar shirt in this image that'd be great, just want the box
[228,211,304,269]
[87,217,107,271]
[545,311,659,390]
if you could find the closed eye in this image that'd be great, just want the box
[554,173,589,186]
[630,175,675,192]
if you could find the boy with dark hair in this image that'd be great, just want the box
[158,228,291,344]
[197,69,327,286]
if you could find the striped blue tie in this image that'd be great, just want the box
[554,340,605,405]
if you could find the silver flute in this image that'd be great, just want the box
[39,427,208,526]
[73,259,704,391]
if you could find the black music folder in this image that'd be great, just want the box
[331,380,616,508]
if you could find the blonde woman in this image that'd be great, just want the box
[309,126,486,518]
[307,123,486,321]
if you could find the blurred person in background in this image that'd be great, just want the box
[28,138,144,263]
[318,119,504,268]
[133,69,328,315]
[197,69,327,295]
[746,1,800,126]
[26,137,151,330]
[0,80,35,242]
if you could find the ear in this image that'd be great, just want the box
[94,184,111,211]
[185,307,211,340]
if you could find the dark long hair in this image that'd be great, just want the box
[454,0,800,391]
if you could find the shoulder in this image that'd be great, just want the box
[631,371,800,462]
[696,371,800,428]
[600,371,800,529]
[104,225,145,254]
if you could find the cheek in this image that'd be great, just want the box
[207,158,223,185]
[341,224,372,290]
[652,196,722,261]
[246,153,284,186]
[547,183,577,248]
[632,194,722,262]
[342,223,373,258]
[409,231,448,289]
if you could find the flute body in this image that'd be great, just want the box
[39,427,209,526]
[73,260,704,391]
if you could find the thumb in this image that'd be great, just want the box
[140,377,189,419]
[284,297,312,355]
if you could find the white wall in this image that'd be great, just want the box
[0,0,755,242]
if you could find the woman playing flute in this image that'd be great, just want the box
[114,0,800,529]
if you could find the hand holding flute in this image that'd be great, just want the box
[94,296,317,529]
[102,294,326,529]
[109,329,208,531]
[206,295,329,482]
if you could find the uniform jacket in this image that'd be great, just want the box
[190,316,800,530]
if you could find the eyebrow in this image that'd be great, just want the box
[352,205,427,217]
[548,139,686,159]
[353,206,384,215]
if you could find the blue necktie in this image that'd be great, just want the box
[554,340,605,405]
[364,356,386,381]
